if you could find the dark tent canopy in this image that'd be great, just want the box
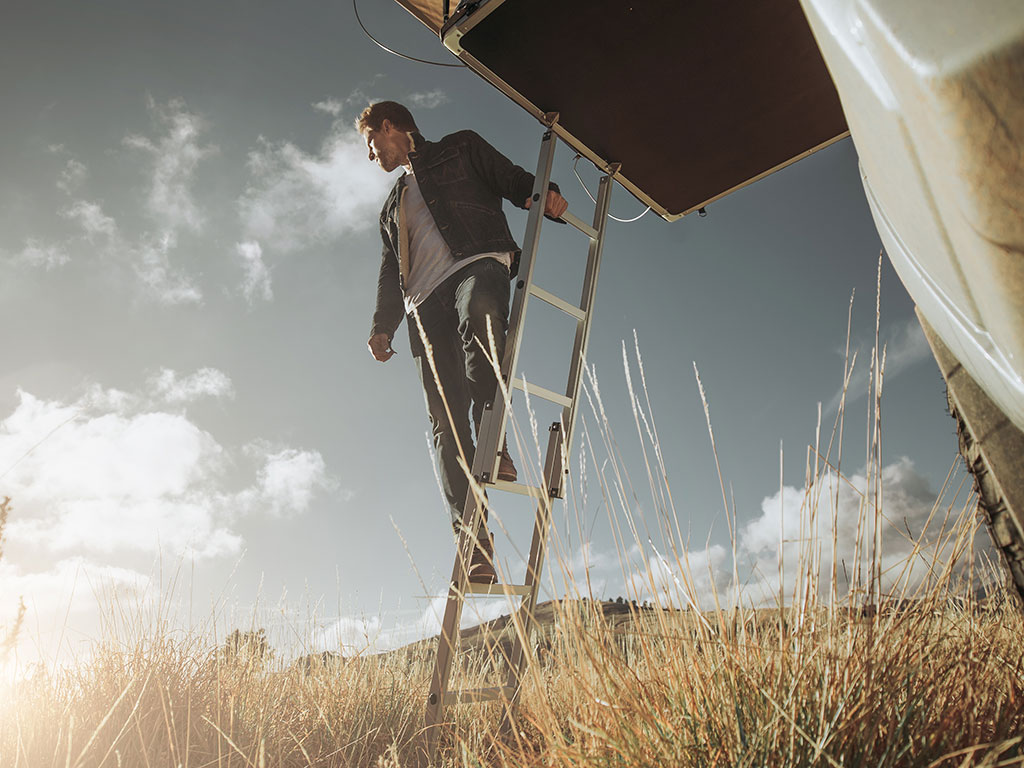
[391,0,848,220]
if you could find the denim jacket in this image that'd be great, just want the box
[369,129,558,342]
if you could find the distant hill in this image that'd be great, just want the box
[389,598,675,667]
[294,599,670,672]
[294,596,967,672]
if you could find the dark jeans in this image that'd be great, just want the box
[408,257,510,531]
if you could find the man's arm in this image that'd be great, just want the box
[368,219,405,362]
[462,130,562,211]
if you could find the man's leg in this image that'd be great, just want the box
[411,300,474,533]
[412,299,496,584]
[445,257,514,584]
[453,257,517,484]
[453,258,511,435]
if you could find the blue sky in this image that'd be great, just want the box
[0,1,973,662]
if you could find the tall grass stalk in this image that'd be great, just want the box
[0,497,26,664]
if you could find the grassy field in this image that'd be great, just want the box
[1,575,1022,767]
[2,303,1024,766]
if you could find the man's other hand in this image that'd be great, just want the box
[524,190,569,220]
[368,333,396,362]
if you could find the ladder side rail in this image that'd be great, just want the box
[501,174,614,709]
[501,424,562,704]
[424,126,558,754]
[424,514,473,748]
[472,127,559,484]
[502,496,555,713]
[559,173,614,467]
[424,479,488,734]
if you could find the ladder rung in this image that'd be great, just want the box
[465,582,532,596]
[528,284,586,321]
[452,686,516,704]
[561,211,598,239]
[512,378,573,408]
[487,478,548,498]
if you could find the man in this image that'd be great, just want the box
[358,101,568,582]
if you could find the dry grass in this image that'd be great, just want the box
[3,276,1024,766]
[1,570,1022,767]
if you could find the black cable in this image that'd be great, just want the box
[353,0,467,68]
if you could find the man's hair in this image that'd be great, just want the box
[354,101,418,134]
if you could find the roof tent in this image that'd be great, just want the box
[391,0,849,221]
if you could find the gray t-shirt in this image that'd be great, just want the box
[402,171,511,313]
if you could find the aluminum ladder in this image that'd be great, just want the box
[424,116,615,760]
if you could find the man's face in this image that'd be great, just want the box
[363,121,405,173]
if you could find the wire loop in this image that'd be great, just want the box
[573,155,651,223]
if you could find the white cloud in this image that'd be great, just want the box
[827,317,932,413]
[545,539,643,600]
[312,79,384,122]
[567,457,985,612]
[80,382,138,413]
[148,367,234,404]
[13,239,69,270]
[313,453,970,656]
[566,540,623,577]
[0,376,331,563]
[312,98,344,117]
[239,446,333,517]
[14,499,242,560]
[314,614,383,654]
[57,158,88,194]
[884,316,932,373]
[315,536,632,656]
[123,97,217,233]
[407,89,448,109]
[20,95,386,302]
[1,390,235,559]
[59,196,199,305]
[736,456,970,603]
[135,232,202,305]
[62,200,117,240]
[10,99,213,303]
[235,240,273,303]
[632,543,730,611]
[0,375,339,665]
[314,594,513,656]
[238,122,392,253]
[0,557,150,658]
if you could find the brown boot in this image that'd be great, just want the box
[468,532,497,584]
[496,443,517,483]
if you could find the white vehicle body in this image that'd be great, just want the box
[799,0,1024,432]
